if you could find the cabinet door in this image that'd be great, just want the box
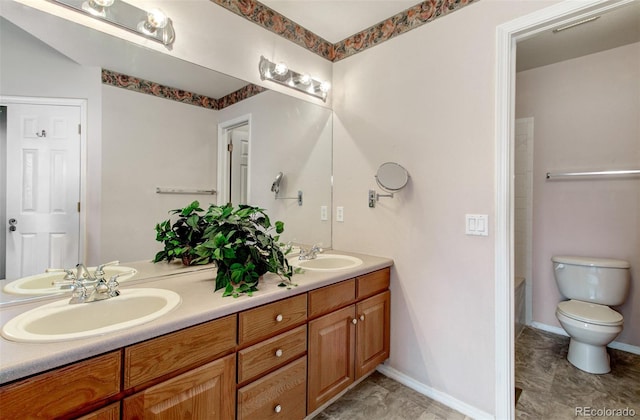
[76,402,120,420]
[307,305,355,413]
[356,291,390,379]
[123,354,236,420]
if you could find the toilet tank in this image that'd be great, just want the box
[552,256,630,306]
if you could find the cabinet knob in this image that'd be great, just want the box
[275,314,283,322]
[352,318,358,325]
[275,349,283,358]
[360,314,365,321]
[274,404,282,413]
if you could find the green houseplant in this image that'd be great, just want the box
[153,201,296,298]
[153,200,208,266]
[195,204,296,297]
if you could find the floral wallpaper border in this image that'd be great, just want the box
[210,0,477,62]
[101,69,266,110]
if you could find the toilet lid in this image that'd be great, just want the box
[557,300,623,326]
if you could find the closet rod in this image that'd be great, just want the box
[156,187,217,195]
[546,169,640,180]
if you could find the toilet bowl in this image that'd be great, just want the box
[555,300,623,374]
[552,255,630,374]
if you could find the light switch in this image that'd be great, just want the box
[465,214,489,236]
[336,206,344,222]
[320,206,328,221]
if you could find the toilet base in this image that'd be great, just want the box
[567,339,611,374]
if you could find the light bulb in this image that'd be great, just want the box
[147,9,168,29]
[274,62,288,76]
[320,81,331,93]
[93,0,114,6]
[298,73,311,86]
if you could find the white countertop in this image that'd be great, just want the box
[0,251,392,385]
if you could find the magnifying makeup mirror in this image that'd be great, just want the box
[369,162,410,207]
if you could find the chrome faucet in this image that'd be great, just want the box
[48,261,128,304]
[299,243,323,260]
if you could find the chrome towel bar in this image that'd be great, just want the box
[156,187,216,195]
[546,170,640,180]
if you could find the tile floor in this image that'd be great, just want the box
[315,326,640,419]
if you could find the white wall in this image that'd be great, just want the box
[100,85,219,262]
[217,90,333,247]
[0,18,103,264]
[516,42,640,346]
[332,1,557,415]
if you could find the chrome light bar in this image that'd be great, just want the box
[258,56,330,102]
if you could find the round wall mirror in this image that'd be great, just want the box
[375,162,409,192]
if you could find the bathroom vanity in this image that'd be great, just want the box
[0,252,392,419]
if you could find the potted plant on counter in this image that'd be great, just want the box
[153,200,208,266]
[153,201,296,297]
[195,204,296,298]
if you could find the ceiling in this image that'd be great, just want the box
[260,0,418,43]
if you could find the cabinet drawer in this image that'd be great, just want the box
[356,268,390,299]
[237,356,307,420]
[238,325,307,384]
[124,314,236,389]
[308,278,355,318]
[76,402,120,420]
[239,294,307,345]
[0,351,121,419]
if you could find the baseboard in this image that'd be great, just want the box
[529,322,640,355]
[376,364,494,420]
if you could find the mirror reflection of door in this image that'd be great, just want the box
[229,124,249,205]
[1,102,81,280]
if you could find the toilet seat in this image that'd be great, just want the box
[557,300,623,326]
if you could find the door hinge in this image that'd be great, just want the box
[77,202,81,213]
[227,143,233,152]
[78,124,81,135]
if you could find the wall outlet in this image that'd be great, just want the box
[320,206,328,221]
[336,206,344,222]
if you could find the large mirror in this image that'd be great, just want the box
[0,6,332,305]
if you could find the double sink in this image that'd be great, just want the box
[1,254,363,344]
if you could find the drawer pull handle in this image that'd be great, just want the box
[274,404,282,413]
[275,314,283,322]
[275,349,283,357]
[352,318,357,325]
[360,315,365,321]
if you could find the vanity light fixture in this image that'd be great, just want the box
[50,0,176,46]
[259,56,330,102]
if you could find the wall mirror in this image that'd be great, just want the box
[0,6,332,306]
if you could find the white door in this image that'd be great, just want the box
[5,103,81,280]
[230,127,249,205]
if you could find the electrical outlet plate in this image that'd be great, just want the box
[320,206,328,221]
[465,214,488,236]
[336,206,344,222]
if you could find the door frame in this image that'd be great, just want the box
[494,0,633,418]
[216,114,252,206]
[0,95,88,268]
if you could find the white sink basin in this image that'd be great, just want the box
[3,266,138,296]
[290,254,363,271]
[1,288,181,343]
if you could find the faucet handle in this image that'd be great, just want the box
[95,260,120,277]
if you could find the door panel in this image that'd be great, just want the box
[5,103,80,279]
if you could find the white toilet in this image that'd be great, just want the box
[552,255,631,374]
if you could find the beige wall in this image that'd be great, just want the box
[332,0,557,414]
[100,86,219,263]
[516,42,640,346]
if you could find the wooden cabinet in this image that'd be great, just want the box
[237,356,307,420]
[0,266,391,419]
[0,351,121,419]
[123,354,236,419]
[307,268,390,414]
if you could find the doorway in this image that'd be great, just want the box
[495,0,634,418]
[1,96,86,280]
[217,115,251,206]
